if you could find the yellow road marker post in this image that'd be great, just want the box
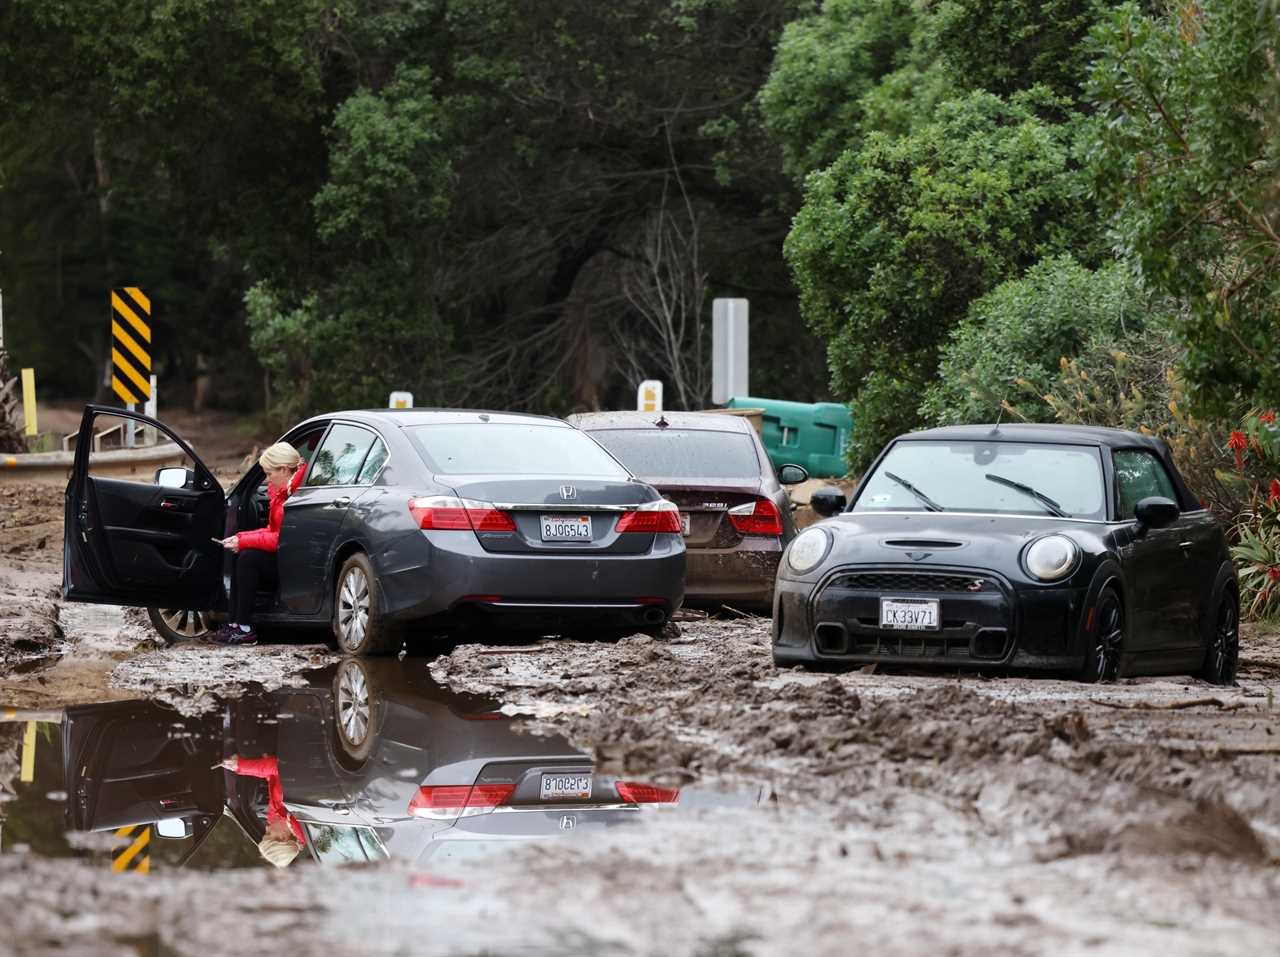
[111,825,151,873]
[110,287,152,407]
[19,721,36,783]
[20,368,36,437]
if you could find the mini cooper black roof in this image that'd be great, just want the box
[900,423,1169,453]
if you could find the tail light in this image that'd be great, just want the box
[616,500,681,534]
[408,496,517,532]
[728,498,783,536]
[615,781,681,805]
[408,783,516,820]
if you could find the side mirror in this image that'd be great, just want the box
[778,464,809,485]
[810,486,848,518]
[1134,496,1179,529]
[155,467,194,489]
[155,817,191,839]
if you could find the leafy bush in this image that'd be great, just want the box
[1232,518,1280,621]
[920,256,1157,426]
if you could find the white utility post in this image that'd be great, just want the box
[712,298,749,404]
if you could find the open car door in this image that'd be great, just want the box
[63,404,224,610]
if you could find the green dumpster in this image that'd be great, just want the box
[724,396,853,478]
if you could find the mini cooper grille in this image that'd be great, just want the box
[835,572,995,594]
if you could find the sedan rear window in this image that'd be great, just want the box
[854,441,1106,520]
[585,429,760,480]
[409,424,628,477]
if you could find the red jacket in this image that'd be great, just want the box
[235,465,306,553]
[233,755,305,844]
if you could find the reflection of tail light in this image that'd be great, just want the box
[408,783,516,820]
[615,500,681,534]
[408,496,517,532]
[728,498,783,536]
[615,781,681,805]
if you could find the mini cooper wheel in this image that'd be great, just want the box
[147,607,218,644]
[1200,591,1239,686]
[332,553,399,656]
[332,658,380,766]
[1080,587,1123,683]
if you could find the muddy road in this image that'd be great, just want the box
[1,481,1278,956]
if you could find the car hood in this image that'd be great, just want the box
[810,510,1104,578]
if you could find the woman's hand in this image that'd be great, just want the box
[221,536,241,553]
[219,755,240,771]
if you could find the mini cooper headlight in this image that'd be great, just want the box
[1024,535,1079,581]
[786,528,831,574]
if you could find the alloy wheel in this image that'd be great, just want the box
[1211,598,1239,679]
[337,567,370,651]
[158,608,212,639]
[1093,594,1123,682]
[335,662,371,749]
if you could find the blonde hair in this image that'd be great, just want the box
[259,833,302,869]
[259,441,301,472]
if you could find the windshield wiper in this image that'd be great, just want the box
[884,471,944,512]
[985,473,1068,518]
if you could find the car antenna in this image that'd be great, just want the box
[655,415,669,429]
[990,400,1006,435]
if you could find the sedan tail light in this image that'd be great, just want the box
[615,500,681,534]
[615,781,681,805]
[407,783,517,820]
[408,496,517,532]
[728,498,783,536]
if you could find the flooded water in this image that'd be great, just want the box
[0,659,761,876]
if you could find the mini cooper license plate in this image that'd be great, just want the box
[540,515,592,541]
[540,773,592,801]
[880,597,940,631]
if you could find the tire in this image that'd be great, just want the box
[332,552,400,656]
[331,658,380,767]
[147,607,219,644]
[1079,586,1124,683]
[1199,588,1239,685]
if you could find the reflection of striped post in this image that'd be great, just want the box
[110,288,152,406]
[111,825,151,874]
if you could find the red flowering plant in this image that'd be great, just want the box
[1228,409,1280,620]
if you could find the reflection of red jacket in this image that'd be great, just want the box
[235,465,305,553]
[234,756,305,844]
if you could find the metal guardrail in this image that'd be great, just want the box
[0,441,187,485]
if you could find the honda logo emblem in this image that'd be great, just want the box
[559,815,577,831]
[560,485,577,500]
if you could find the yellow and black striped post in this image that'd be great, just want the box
[110,287,151,405]
[111,825,151,874]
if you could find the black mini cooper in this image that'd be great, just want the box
[773,424,1239,683]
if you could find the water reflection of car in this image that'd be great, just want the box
[775,425,1239,683]
[570,411,808,612]
[275,659,683,865]
[63,405,685,655]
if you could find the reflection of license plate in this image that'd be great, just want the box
[681,512,691,536]
[540,773,592,800]
[880,598,940,631]
[540,515,592,541]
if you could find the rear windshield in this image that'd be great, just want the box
[584,429,761,480]
[853,440,1106,520]
[409,424,628,477]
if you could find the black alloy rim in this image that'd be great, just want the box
[1094,594,1122,681]
[1212,598,1238,677]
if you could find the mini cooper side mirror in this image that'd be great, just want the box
[778,464,809,485]
[810,486,847,518]
[1134,496,1179,530]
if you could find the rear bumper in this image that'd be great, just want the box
[772,565,1089,673]
[377,530,686,624]
[683,540,781,610]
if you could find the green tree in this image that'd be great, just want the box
[1087,0,1280,415]
[785,90,1099,468]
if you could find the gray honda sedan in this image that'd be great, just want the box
[63,405,686,654]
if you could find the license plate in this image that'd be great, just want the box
[880,598,940,631]
[540,515,592,541]
[540,773,592,801]
[681,512,691,536]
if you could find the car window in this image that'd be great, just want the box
[305,823,387,864]
[585,429,760,480]
[852,441,1106,520]
[307,424,378,487]
[356,437,389,484]
[1113,449,1178,519]
[292,427,327,468]
[408,424,628,477]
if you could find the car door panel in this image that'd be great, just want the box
[64,405,224,610]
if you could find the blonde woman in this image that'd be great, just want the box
[208,442,306,645]
[220,754,304,868]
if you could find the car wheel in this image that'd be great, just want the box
[332,553,400,656]
[1080,586,1123,683]
[1200,591,1239,685]
[147,607,218,643]
[332,658,379,767]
